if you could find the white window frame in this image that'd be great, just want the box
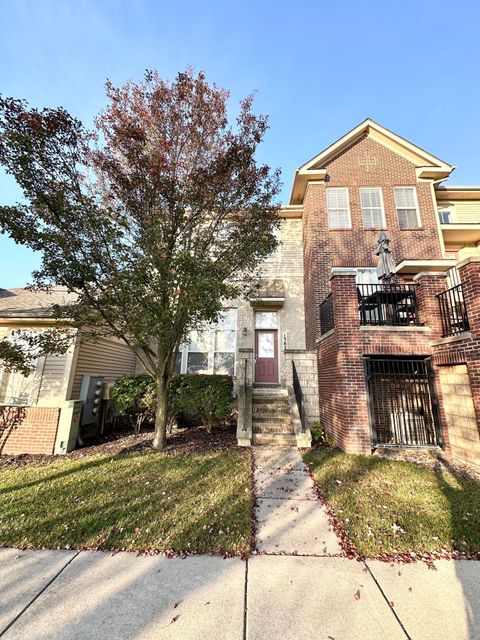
[265,225,282,262]
[359,187,386,229]
[438,209,452,224]
[326,187,351,229]
[177,308,237,376]
[0,331,41,406]
[394,187,421,229]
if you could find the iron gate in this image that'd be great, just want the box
[364,357,442,448]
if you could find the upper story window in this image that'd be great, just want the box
[326,187,351,229]
[360,188,385,229]
[394,187,420,228]
[438,209,452,224]
[265,225,281,261]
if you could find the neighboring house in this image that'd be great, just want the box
[0,288,137,455]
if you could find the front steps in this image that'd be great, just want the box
[252,388,296,446]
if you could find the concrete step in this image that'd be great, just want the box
[253,433,297,446]
[252,397,289,405]
[252,387,288,397]
[252,404,290,414]
[253,425,295,435]
[252,413,292,424]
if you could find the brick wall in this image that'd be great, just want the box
[303,135,444,348]
[317,271,450,454]
[316,259,480,461]
[0,406,61,455]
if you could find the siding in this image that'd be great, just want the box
[69,337,137,400]
[444,201,480,224]
[37,353,69,402]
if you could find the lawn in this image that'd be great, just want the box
[0,447,253,556]
[304,449,480,558]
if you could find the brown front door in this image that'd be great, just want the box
[255,329,278,383]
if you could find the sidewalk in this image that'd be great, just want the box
[1,447,479,639]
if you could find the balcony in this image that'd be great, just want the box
[357,283,418,326]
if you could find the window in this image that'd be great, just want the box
[265,225,281,261]
[255,311,278,329]
[326,188,351,228]
[213,308,236,375]
[187,330,211,374]
[0,333,39,405]
[360,188,385,229]
[179,308,237,376]
[438,209,452,224]
[394,187,420,228]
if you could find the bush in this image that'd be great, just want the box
[111,374,155,433]
[176,374,233,432]
[111,373,233,433]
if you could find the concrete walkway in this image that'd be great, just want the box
[1,447,479,639]
[1,547,480,639]
[253,447,341,555]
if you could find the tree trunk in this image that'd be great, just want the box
[152,374,169,449]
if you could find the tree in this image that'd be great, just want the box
[0,69,281,448]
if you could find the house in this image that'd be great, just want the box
[290,118,480,465]
[2,119,480,463]
[0,287,137,455]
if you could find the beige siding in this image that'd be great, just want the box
[69,337,137,400]
[37,353,69,402]
[441,201,480,223]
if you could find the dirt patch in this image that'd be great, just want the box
[0,423,238,468]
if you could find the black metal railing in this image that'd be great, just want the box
[242,358,248,432]
[437,284,470,337]
[365,357,442,448]
[292,360,307,433]
[319,293,334,335]
[358,283,418,326]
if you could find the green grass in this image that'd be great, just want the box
[304,449,480,557]
[0,448,253,555]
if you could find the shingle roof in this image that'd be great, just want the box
[0,287,77,318]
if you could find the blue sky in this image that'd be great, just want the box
[1,0,480,287]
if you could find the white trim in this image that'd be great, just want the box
[359,187,386,229]
[393,186,421,228]
[326,187,352,229]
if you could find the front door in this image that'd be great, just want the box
[255,329,278,383]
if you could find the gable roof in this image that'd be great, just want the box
[0,287,77,319]
[289,118,455,205]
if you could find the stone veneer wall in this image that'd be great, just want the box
[283,349,319,424]
[438,365,480,465]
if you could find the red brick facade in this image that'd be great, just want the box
[316,258,480,460]
[0,406,60,455]
[303,136,444,348]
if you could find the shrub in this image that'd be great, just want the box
[176,374,233,432]
[111,374,155,433]
[112,373,233,433]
